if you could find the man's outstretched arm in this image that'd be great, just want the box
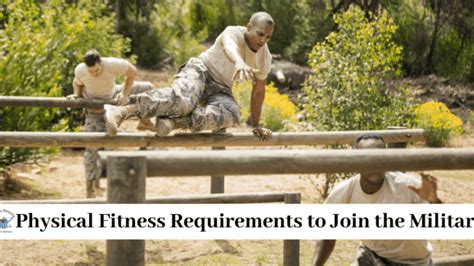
[312,239,336,266]
[250,78,272,141]
[221,32,256,81]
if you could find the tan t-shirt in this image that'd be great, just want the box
[325,172,432,265]
[199,26,272,88]
[74,57,130,99]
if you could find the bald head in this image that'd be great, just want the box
[249,12,274,27]
[245,12,274,52]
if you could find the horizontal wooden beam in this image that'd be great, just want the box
[0,192,293,204]
[99,148,474,176]
[0,96,116,109]
[0,129,424,148]
[433,255,474,265]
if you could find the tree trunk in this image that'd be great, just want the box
[426,0,442,74]
[114,0,120,33]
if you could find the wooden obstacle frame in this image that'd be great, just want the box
[97,149,473,266]
[1,96,474,265]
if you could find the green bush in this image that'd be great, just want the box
[302,6,413,132]
[0,0,130,168]
[300,5,415,199]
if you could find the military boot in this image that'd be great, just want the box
[104,104,138,136]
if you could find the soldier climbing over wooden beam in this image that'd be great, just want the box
[103,12,275,142]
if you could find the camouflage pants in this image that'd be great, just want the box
[130,57,240,132]
[83,81,154,196]
[83,112,106,190]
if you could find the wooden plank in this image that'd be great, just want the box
[0,96,116,108]
[0,192,289,204]
[0,129,425,148]
[99,148,474,177]
[106,156,146,266]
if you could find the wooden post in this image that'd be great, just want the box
[283,193,301,266]
[211,129,226,193]
[106,155,146,266]
[387,127,407,173]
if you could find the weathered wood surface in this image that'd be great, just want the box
[283,193,301,266]
[0,96,116,108]
[106,156,146,266]
[99,148,474,177]
[107,156,146,203]
[433,255,474,266]
[0,129,425,148]
[211,128,226,193]
[0,192,294,204]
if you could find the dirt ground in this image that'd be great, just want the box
[0,120,473,265]
[0,70,472,265]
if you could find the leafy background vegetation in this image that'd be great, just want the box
[233,81,297,131]
[302,6,413,132]
[414,101,464,147]
[0,0,472,168]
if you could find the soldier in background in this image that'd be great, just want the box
[68,49,156,198]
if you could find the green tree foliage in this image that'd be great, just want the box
[112,0,472,81]
[188,0,333,63]
[322,0,473,81]
[0,0,130,168]
[302,6,413,131]
[115,0,207,69]
[283,0,334,64]
[388,0,474,81]
[110,0,165,68]
[241,0,299,57]
[151,0,207,68]
[189,0,244,42]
